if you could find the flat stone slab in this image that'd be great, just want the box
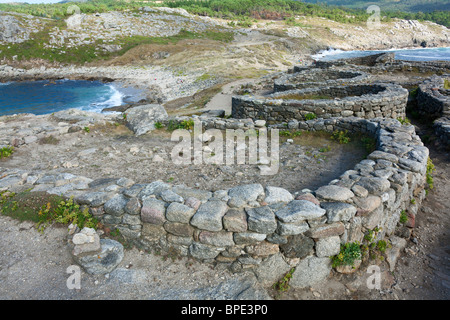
[315,185,355,202]
[72,239,124,275]
[275,200,326,223]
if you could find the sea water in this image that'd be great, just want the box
[312,46,450,62]
[0,79,144,117]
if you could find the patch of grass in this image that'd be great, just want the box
[154,122,164,129]
[331,242,362,268]
[426,157,436,190]
[331,130,350,144]
[0,146,14,159]
[1,191,98,232]
[444,79,450,90]
[397,117,411,125]
[39,196,98,231]
[0,27,234,65]
[195,73,212,82]
[399,210,408,224]
[318,145,331,153]
[83,127,90,133]
[178,119,195,130]
[360,136,376,154]
[272,267,295,293]
[305,112,317,121]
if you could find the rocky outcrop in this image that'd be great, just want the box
[0,14,29,43]
[125,104,169,136]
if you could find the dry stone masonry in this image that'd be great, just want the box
[0,60,434,287]
[232,82,408,122]
[273,68,370,92]
[0,112,428,287]
[416,74,450,147]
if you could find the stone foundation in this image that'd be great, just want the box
[273,69,370,92]
[0,114,429,288]
[232,83,408,122]
[417,75,450,147]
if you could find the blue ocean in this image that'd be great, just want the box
[0,79,142,117]
[312,46,450,62]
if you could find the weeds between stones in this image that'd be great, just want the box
[0,190,98,232]
[0,146,14,159]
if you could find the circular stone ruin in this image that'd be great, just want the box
[0,112,428,288]
[416,74,450,147]
[273,68,370,92]
[232,82,408,122]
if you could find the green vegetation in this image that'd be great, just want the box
[331,129,351,144]
[1,191,98,232]
[397,117,411,125]
[305,112,317,121]
[400,209,408,224]
[301,0,450,27]
[0,146,14,159]
[40,196,98,231]
[167,119,195,131]
[272,267,295,293]
[154,122,164,129]
[83,126,90,133]
[360,136,376,154]
[0,26,233,65]
[333,227,391,268]
[444,79,450,90]
[360,227,391,262]
[0,0,142,20]
[331,242,362,268]
[426,157,436,190]
[318,145,331,152]
[163,0,373,23]
[0,0,447,30]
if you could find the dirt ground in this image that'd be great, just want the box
[0,121,369,194]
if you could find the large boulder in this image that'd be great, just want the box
[125,104,168,136]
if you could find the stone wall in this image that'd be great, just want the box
[0,114,429,288]
[232,83,408,122]
[416,75,450,118]
[273,69,370,92]
[416,75,450,147]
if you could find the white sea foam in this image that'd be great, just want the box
[312,46,450,62]
[84,83,125,113]
[311,48,346,60]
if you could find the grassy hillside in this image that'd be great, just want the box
[0,0,448,27]
[301,1,450,13]
[300,1,450,27]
